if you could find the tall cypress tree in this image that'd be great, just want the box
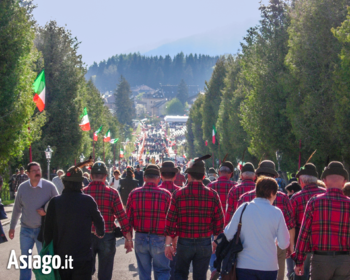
[114,76,134,126]
[176,79,188,106]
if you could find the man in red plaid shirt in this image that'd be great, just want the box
[174,166,186,187]
[126,164,172,280]
[207,159,237,276]
[293,161,350,279]
[236,160,295,280]
[289,163,325,280]
[165,155,224,280]
[159,161,181,194]
[84,161,133,280]
[225,162,256,225]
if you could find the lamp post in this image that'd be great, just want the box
[80,153,85,163]
[45,145,53,180]
[276,150,282,171]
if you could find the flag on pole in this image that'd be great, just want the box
[110,138,119,144]
[237,161,244,171]
[79,107,91,131]
[33,69,46,112]
[183,153,187,159]
[212,125,217,144]
[93,126,102,141]
[103,130,111,142]
[120,147,124,158]
[205,140,208,146]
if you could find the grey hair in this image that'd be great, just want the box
[219,166,232,173]
[299,175,317,184]
[241,171,255,180]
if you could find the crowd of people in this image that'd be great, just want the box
[4,151,350,280]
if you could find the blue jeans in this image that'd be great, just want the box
[135,232,170,280]
[20,227,42,280]
[286,257,294,278]
[175,237,212,280]
[236,268,278,280]
[91,233,116,280]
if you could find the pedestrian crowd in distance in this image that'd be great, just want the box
[4,153,350,280]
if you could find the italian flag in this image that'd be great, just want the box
[212,125,217,144]
[93,126,102,141]
[205,140,208,146]
[237,161,244,171]
[79,107,91,131]
[110,138,119,144]
[103,130,111,142]
[183,153,187,159]
[33,69,46,112]
[120,147,124,158]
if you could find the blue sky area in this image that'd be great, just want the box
[32,0,269,66]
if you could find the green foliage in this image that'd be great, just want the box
[86,53,219,94]
[0,0,45,172]
[114,76,135,126]
[165,98,184,115]
[176,79,189,105]
[202,57,228,157]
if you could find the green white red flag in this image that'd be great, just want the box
[183,153,187,159]
[110,138,119,144]
[79,107,91,131]
[120,147,124,158]
[33,69,46,112]
[93,126,102,141]
[103,130,111,142]
[212,125,217,144]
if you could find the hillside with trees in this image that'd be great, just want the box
[86,53,219,93]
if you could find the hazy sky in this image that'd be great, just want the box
[32,0,269,66]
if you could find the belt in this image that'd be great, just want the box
[136,231,162,236]
[313,251,350,256]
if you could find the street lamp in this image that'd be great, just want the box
[45,145,53,180]
[276,150,282,171]
[80,153,85,163]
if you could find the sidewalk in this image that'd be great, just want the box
[2,203,14,226]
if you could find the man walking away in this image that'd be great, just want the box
[44,165,105,280]
[174,166,186,187]
[9,162,58,280]
[126,164,172,280]
[52,169,65,195]
[165,155,224,280]
[15,166,29,192]
[134,165,144,186]
[293,161,350,280]
[9,169,19,199]
[208,167,218,182]
[290,163,325,280]
[84,161,133,280]
[119,167,139,205]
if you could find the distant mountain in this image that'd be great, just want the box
[144,23,248,57]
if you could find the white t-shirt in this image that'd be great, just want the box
[109,178,120,190]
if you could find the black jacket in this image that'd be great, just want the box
[119,176,139,205]
[44,189,104,261]
[134,171,144,186]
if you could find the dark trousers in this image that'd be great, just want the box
[91,233,116,280]
[59,260,92,280]
[236,268,278,280]
[311,254,350,280]
[175,237,212,280]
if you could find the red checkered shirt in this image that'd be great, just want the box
[126,182,171,235]
[208,176,237,216]
[290,183,326,229]
[174,173,186,187]
[225,179,255,225]
[165,181,224,239]
[238,189,295,230]
[159,180,181,194]
[83,181,131,234]
[293,188,350,266]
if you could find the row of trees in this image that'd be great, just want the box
[1,1,123,177]
[86,52,219,93]
[186,0,350,173]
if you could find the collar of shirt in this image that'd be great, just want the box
[88,181,106,188]
[241,179,255,185]
[303,183,319,191]
[326,188,344,195]
[253,197,271,205]
[143,182,158,189]
[186,181,205,189]
[218,176,229,181]
[29,179,42,188]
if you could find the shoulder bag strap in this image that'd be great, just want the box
[235,203,249,244]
